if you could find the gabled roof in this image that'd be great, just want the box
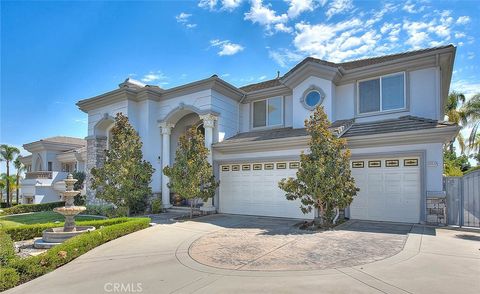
[240,44,455,93]
[214,116,457,148]
[33,136,86,146]
[23,136,86,152]
[342,116,455,137]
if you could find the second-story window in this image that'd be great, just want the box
[253,97,283,128]
[47,161,53,171]
[358,72,405,114]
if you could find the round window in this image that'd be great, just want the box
[305,91,321,107]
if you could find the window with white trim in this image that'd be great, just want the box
[252,97,283,128]
[358,72,405,114]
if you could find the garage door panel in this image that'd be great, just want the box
[350,157,421,223]
[220,161,312,219]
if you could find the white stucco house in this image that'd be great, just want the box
[19,137,86,204]
[77,45,459,224]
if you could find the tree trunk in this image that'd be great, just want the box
[190,200,194,219]
[6,162,10,207]
[16,174,20,204]
[314,206,324,226]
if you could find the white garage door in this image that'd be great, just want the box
[350,157,421,223]
[219,161,314,219]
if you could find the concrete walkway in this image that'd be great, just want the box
[6,214,480,294]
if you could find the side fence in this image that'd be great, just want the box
[445,169,480,227]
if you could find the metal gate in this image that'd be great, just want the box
[445,170,480,227]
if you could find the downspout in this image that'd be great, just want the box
[238,93,247,134]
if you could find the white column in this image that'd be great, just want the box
[199,114,217,212]
[159,122,175,209]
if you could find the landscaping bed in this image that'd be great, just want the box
[0,217,150,291]
[0,211,103,229]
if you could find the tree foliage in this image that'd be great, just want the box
[279,106,358,226]
[443,148,471,176]
[163,127,219,218]
[0,145,20,206]
[91,113,154,215]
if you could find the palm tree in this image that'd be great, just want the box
[1,174,18,199]
[445,91,466,152]
[0,177,5,203]
[0,144,20,207]
[14,157,25,204]
[461,93,480,154]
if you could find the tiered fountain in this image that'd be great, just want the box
[34,174,95,249]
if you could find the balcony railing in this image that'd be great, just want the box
[25,171,53,179]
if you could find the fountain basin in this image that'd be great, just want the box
[54,206,86,216]
[33,226,95,249]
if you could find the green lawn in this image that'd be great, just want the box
[0,211,102,229]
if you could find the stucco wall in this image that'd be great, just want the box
[409,67,440,120]
[292,76,334,128]
[211,90,239,142]
[87,100,128,136]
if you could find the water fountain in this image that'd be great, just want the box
[34,174,95,249]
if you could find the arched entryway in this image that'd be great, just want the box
[157,104,219,210]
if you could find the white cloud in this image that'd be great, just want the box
[293,18,377,62]
[325,0,353,20]
[268,48,304,67]
[286,0,322,19]
[455,32,466,38]
[451,79,480,99]
[467,52,475,60]
[456,16,471,25]
[176,12,197,28]
[141,71,168,83]
[210,39,244,56]
[258,75,267,80]
[244,0,288,33]
[402,0,426,13]
[199,0,243,11]
[274,23,293,33]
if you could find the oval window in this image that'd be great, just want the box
[305,90,321,107]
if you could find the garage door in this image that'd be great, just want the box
[350,157,421,223]
[219,161,314,219]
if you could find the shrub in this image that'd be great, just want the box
[0,230,15,266]
[83,204,128,218]
[0,201,65,216]
[3,217,134,242]
[0,267,20,291]
[7,218,150,288]
[151,198,162,214]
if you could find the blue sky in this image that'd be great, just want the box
[1,0,479,170]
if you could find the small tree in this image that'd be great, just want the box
[163,127,219,218]
[279,106,358,226]
[14,157,24,205]
[91,113,155,215]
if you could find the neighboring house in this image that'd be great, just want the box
[77,45,459,224]
[19,136,86,204]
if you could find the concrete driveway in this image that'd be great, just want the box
[6,214,480,294]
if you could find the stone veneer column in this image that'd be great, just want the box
[85,136,107,204]
[199,114,217,213]
[159,122,174,209]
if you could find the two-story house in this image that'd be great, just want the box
[19,136,86,204]
[77,45,459,224]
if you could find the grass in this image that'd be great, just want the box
[0,211,102,229]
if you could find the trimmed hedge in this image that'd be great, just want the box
[0,268,20,291]
[3,217,134,242]
[0,202,65,216]
[2,217,150,290]
[0,230,15,266]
